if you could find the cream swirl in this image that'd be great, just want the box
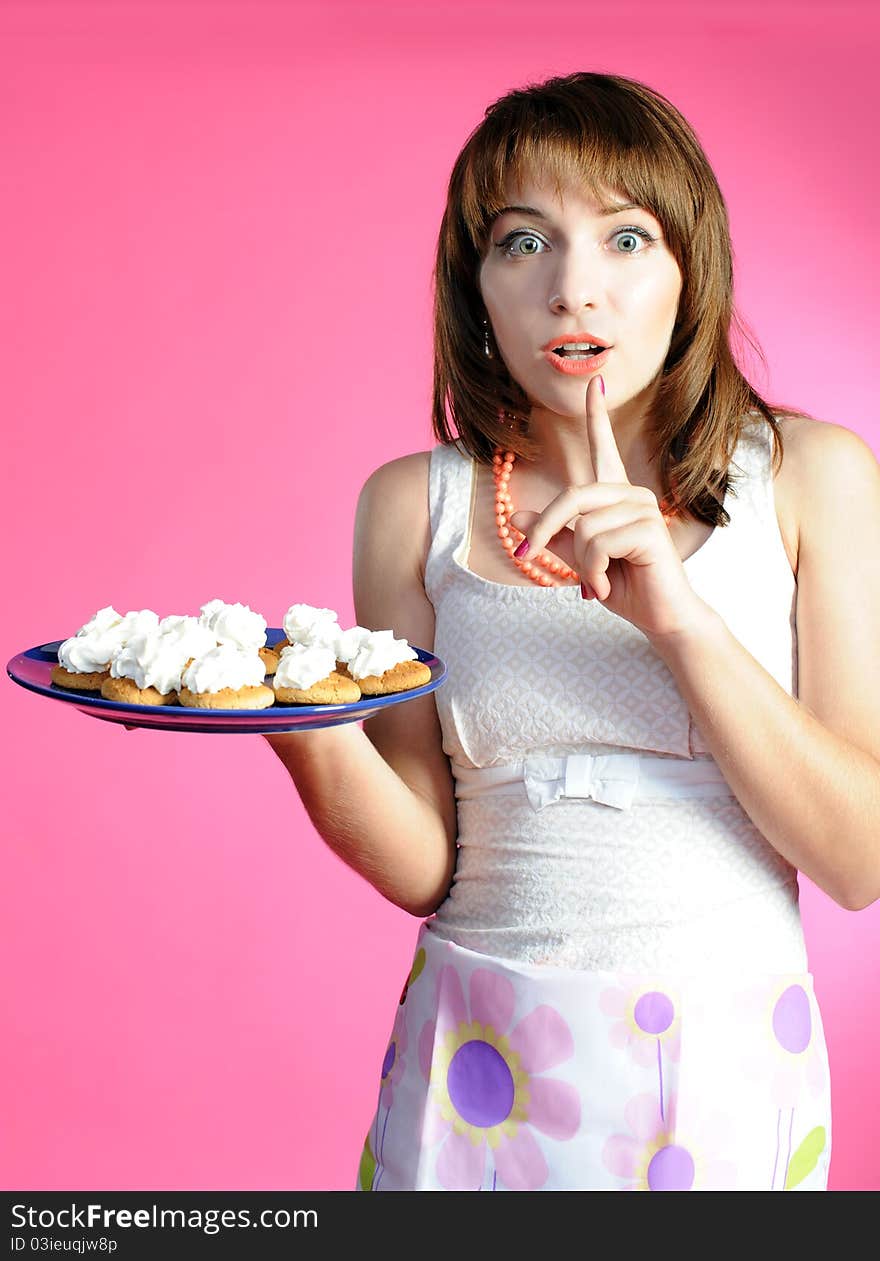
[282,603,339,647]
[78,606,123,637]
[58,608,159,673]
[347,629,417,681]
[198,599,267,650]
[274,643,338,691]
[180,643,267,694]
[111,617,217,693]
[157,614,217,646]
[330,625,374,663]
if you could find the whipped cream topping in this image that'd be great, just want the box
[78,606,124,637]
[58,607,160,673]
[111,616,218,693]
[347,629,417,681]
[282,603,339,648]
[198,599,267,651]
[156,614,216,645]
[330,624,374,663]
[274,642,338,691]
[181,643,267,695]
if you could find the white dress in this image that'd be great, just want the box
[356,418,832,1192]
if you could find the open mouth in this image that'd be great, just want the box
[552,345,608,359]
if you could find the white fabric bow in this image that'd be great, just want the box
[522,752,642,811]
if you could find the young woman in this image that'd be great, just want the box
[264,72,880,1191]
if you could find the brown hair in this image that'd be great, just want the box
[431,71,812,527]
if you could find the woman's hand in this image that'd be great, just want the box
[509,376,709,642]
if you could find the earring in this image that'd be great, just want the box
[483,317,492,358]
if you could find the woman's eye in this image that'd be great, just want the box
[496,232,546,257]
[613,226,655,253]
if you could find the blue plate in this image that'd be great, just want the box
[6,629,447,734]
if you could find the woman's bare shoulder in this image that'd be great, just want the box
[775,412,878,502]
[771,412,874,578]
[358,449,434,496]
[356,449,435,574]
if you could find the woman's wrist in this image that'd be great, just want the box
[644,598,723,664]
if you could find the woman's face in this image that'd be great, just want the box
[478,172,683,420]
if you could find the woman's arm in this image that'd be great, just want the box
[647,420,880,912]
[263,453,458,919]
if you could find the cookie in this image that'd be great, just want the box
[259,645,280,676]
[348,659,432,696]
[51,664,110,691]
[178,684,276,710]
[101,676,178,706]
[273,671,361,705]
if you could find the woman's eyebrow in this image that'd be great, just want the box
[494,201,641,220]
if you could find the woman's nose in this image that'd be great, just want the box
[547,250,603,313]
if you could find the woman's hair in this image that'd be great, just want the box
[431,71,812,526]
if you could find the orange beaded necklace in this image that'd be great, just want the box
[492,445,681,588]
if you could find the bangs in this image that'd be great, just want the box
[458,96,698,255]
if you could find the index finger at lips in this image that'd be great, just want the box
[586,375,629,485]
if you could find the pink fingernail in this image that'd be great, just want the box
[598,375,605,395]
[513,537,529,558]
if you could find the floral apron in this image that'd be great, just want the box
[356,922,831,1191]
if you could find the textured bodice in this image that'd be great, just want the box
[425,419,797,765]
[422,418,807,973]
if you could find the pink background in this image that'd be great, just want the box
[2,0,878,1191]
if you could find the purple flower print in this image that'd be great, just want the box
[603,1092,738,1191]
[729,980,829,1190]
[599,980,682,1068]
[600,980,682,1124]
[417,964,580,1190]
[368,947,426,1190]
[379,1003,408,1110]
[734,980,827,1110]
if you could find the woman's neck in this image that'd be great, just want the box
[524,393,658,492]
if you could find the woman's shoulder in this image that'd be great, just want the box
[768,410,875,489]
[360,441,470,500]
[354,449,436,584]
[359,448,433,500]
[357,442,473,584]
[765,412,875,578]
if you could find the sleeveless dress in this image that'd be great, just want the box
[356,417,832,1192]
